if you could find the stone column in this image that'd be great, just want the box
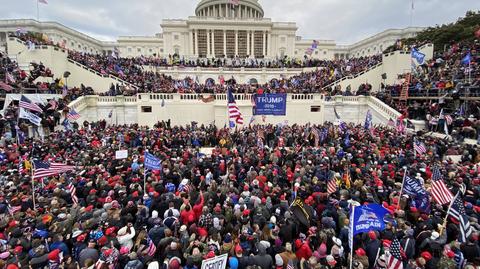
[211,30,215,57]
[262,31,266,57]
[267,32,271,57]
[189,30,194,56]
[223,30,227,57]
[195,29,199,57]
[251,30,255,57]
[206,30,210,57]
[246,31,250,57]
[235,30,238,56]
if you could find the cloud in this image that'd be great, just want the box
[0,0,478,44]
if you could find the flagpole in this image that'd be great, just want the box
[143,167,148,195]
[31,159,36,210]
[397,167,408,210]
[349,205,355,269]
[440,192,458,236]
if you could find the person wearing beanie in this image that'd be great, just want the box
[275,254,284,269]
[437,250,456,269]
[401,229,416,260]
[366,231,380,268]
[251,242,273,269]
[78,240,99,268]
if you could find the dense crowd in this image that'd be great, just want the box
[0,121,479,269]
[11,32,382,95]
[375,41,480,140]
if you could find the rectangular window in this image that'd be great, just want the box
[310,106,321,112]
[141,106,152,113]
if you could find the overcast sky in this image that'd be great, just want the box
[1,0,478,44]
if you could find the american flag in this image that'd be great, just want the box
[47,99,58,110]
[445,115,453,125]
[5,72,15,83]
[19,95,43,113]
[33,160,75,179]
[386,238,405,269]
[413,138,427,155]
[67,182,78,205]
[334,107,347,131]
[227,88,243,125]
[431,165,453,205]
[396,118,405,133]
[327,172,337,195]
[228,0,239,5]
[286,260,295,269]
[67,109,81,121]
[388,117,395,126]
[448,193,473,243]
[364,109,373,130]
[0,81,13,92]
[38,0,48,4]
[7,203,22,216]
[146,236,157,256]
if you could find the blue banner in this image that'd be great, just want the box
[253,93,287,116]
[351,204,389,236]
[144,152,161,170]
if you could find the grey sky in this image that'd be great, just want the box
[1,0,478,44]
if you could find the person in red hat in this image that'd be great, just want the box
[365,231,380,268]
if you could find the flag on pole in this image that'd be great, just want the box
[386,237,406,269]
[67,109,81,121]
[448,193,473,243]
[47,99,58,110]
[431,165,454,205]
[0,81,13,92]
[413,138,426,155]
[444,115,453,125]
[33,160,75,179]
[227,88,244,126]
[19,95,43,113]
[334,107,347,131]
[19,108,42,126]
[327,172,337,195]
[38,0,48,4]
[144,152,161,170]
[461,53,471,66]
[108,110,113,118]
[411,48,426,65]
[364,109,372,130]
[351,204,390,235]
[67,182,78,205]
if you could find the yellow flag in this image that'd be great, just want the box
[343,171,351,189]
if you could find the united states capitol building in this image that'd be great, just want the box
[0,0,422,60]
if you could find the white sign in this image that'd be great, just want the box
[115,150,128,160]
[199,147,215,156]
[201,253,228,269]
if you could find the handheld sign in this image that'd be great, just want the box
[201,253,228,269]
[115,150,128,160]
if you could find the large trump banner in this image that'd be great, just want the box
[253,93,287,116]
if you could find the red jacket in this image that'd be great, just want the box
[192,193,204,220]
[295,241,312,260]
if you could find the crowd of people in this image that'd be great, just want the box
[11,32,382,95]
[375,41,480,140]
[0,121,478,269]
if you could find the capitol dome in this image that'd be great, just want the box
[195,0,264,19]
